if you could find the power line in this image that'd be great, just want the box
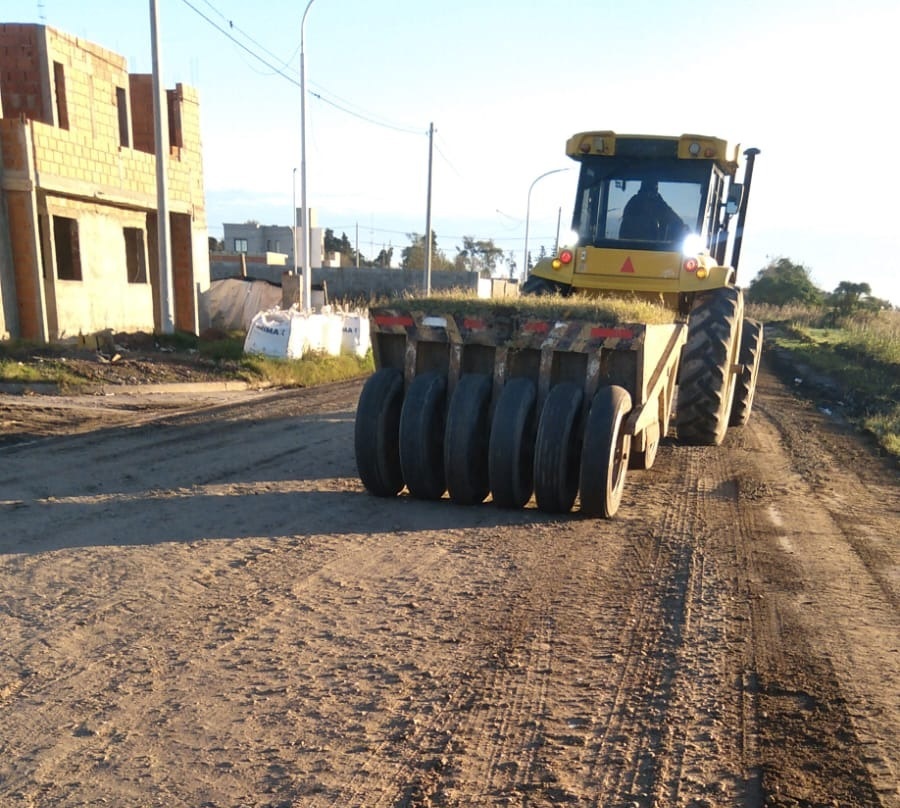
[307,90,422,135]
[194,0,297,69]
[434,136,465,179]
[178,0,422,135]
[179,0,296,83]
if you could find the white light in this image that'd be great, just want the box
[682,233,704,255]
[560,230,580,248]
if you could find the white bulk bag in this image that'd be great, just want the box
[243,308,306,359]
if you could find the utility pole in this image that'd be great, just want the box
[149,0,174,333]
[424,122,434,296]
[300,0,316,311]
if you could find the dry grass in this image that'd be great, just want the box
[842,310,900,364]
[748,303,900,461]
[745,302,824,327]
[381,291,677,325]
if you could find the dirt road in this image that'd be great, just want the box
[1,363,897,808]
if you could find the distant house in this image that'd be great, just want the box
[222,209,327,270]
[212,210,340,285]
[0,23,210,342]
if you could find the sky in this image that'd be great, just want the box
[6,0,900,304]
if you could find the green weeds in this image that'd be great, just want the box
[748,304,899,461]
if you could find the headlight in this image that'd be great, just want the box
[681,233,704,255]
[559,229,580,248]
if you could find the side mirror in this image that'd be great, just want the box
[725,182,743,216]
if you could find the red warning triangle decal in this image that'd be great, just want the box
[620,257,636,273]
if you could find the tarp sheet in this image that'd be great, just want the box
[201,278,282,331]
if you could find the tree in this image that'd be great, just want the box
[455,236,505,277]
[324,229,362,267]
[505,253,517,279]
[829,281,893,317]
[373,246,394,268]
[400,232,452,271]
[829,281,872,317]
[746,257,825,306]
[208,236,223,252]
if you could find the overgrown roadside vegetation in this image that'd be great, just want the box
[196,331,374,388]
[749,303,900,459]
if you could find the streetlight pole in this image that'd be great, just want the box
[522,168,569,281]
[300,0,316,312]
[292,167,298,276]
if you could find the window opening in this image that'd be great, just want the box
[116,87,130,147]
[167,90,184,149]
[53,216,82,280]
[53,62,69,130]
[124,228,147,283]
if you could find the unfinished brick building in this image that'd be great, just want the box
[0,23,210,341]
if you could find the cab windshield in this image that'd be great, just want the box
[573,158,715,250]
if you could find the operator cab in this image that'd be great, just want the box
[522,132,757,298]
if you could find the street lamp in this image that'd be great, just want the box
[522,168,570,281]
[300,0,316,312]
[292,167,298,276]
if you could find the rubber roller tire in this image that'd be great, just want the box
[579,385,632,518]
[354,368,405,497]
[488,377,537,509]
[533,382,584,514]
[399,371,447,500]
[444,373,493,505]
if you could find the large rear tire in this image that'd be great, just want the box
[521,275,571,297]
[355,368,405,497]
[488,377,537,509]
[399,371,447,500]
[444,374,493,505]
[579,385,632,518]
[729,318,763,427]
[533,382,584,514]
[676,286,744,446]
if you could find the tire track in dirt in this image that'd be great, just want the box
[571,445,758,808]
[643,446,764,808]
[735,377,899,807]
